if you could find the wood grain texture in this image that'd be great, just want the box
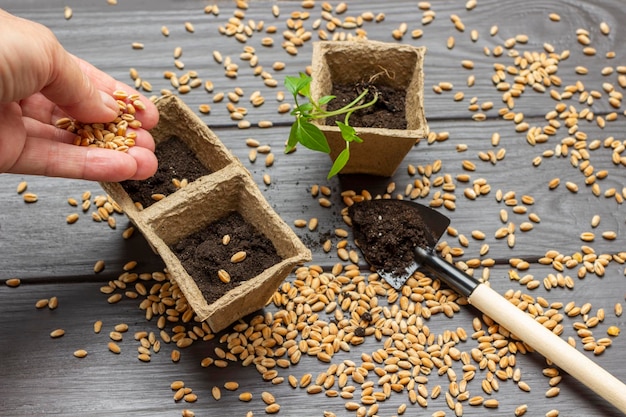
[1,0,626,416]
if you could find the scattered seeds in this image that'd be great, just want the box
[16,181,27,194]
[73,349,88,358]
[238,391,253,402]
[108,342,121,354]
[23,193,38,203]
[50,329,65,338]
[608,326,620,336]
[217,269,231,283]
[224,381,239,391]
[5,278,21,288]
[212,386,221,400]
[66,213,80,224]
[600,22,610,35]
[602,231,617,240]
[107,293,123,304]
[230,251,247,263]
[545,387,560,398]
[94,260,105,273]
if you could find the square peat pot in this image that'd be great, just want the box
[100,94,238,223]
[100,95,311,332]
[142,170,311,332]
[310,40,429,177]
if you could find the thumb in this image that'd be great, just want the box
[41,49,119,123]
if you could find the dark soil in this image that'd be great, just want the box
[348,200,437,275]
[171,212,281,305]
[325,82,407,129]
[120,136,211,209]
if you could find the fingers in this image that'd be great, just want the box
[81,146,158,181]
[40,55,159,129]
[0,10,119,123]
[124,146,159,180]
[0,102,27,173]
[16,57,159,131]
[19,68,159,153]
[132,129,157,152]
[39,45,120,124]
[7,134,158,181]
[21,116,76,145]
[73,57,159,130]
[3,14,158,127]
[16,94,59,125]
[21,115,155,153]
[19,94,157,154]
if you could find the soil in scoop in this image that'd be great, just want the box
[325,82,407,129]
[171,212,282,305]
[348,200,438,275]
[121,136,211,209]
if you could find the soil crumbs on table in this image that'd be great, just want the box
[326,82,407,129]
[121,136,211,209]
[348,200,436,275]
[171,212,281,305]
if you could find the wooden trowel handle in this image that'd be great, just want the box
[414,246,626,414]
[470,284,626,414]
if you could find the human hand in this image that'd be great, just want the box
[0,9,158,182]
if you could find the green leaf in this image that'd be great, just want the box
[294,120,330,153]
[318,95,335,105]
[284,76,300,96]
[336,121,359,142]
[284,73,311,97]
[285,119,301,152]
[298,79,311,97]
[328,147,350,179]
[293,102,314,115]
[285,73,311,95]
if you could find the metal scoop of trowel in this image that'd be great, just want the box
[349,199,626,414]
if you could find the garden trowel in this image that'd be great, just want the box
[349,199,626,415]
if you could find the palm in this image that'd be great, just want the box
[0,102,28,174]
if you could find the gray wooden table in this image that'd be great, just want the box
[1,0,626,416]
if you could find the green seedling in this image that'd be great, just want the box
[284,73,378,179]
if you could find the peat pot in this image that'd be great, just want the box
[100,95,311,332]
[310,40,429,177]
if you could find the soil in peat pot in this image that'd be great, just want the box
[348,200,437,275]
[326,82,407,129]
[121,136,212,209]
[171,212,282,305]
